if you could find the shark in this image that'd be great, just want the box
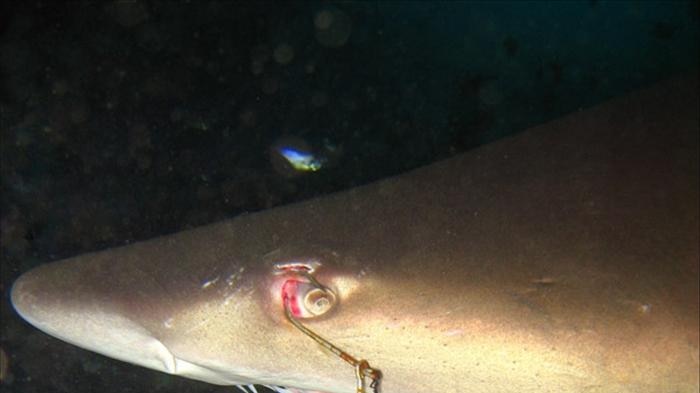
[10,75,699,393]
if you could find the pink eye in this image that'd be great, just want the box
[281,279,336,319]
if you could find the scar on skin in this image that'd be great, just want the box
[620,299,653,315]
[531,277,557,287]
[516,277,558,296]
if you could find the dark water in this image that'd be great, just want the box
[0,1,697,392]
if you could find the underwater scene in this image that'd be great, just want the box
[1,1,698,393]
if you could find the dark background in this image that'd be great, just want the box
[1,1,698,392]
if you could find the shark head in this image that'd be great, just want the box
[10,229,376,392]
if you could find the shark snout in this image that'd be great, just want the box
[11,265,71,333]
[11,261,180,375]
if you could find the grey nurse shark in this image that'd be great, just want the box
[11,76,699,393]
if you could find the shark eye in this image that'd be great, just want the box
[282,279,336,319]
[304,287,335,316]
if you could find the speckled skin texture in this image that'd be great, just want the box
[12,76,699,392]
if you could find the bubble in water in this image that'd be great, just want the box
[314,10,334,30]
[0,346,10,383]
[250,44,270,75]
[479,83,503,106]
[314,8,352,48]
[310,91,328,107]
[261,76,279,95]
[273,43,294,65]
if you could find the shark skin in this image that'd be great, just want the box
[11,75,699,393]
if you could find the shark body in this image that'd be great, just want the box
[11,76,699,392]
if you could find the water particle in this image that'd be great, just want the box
[315,8,352,48]
[314,10,334,30]
[273,43,294,65]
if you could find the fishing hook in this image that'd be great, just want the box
[279,268,381,393]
